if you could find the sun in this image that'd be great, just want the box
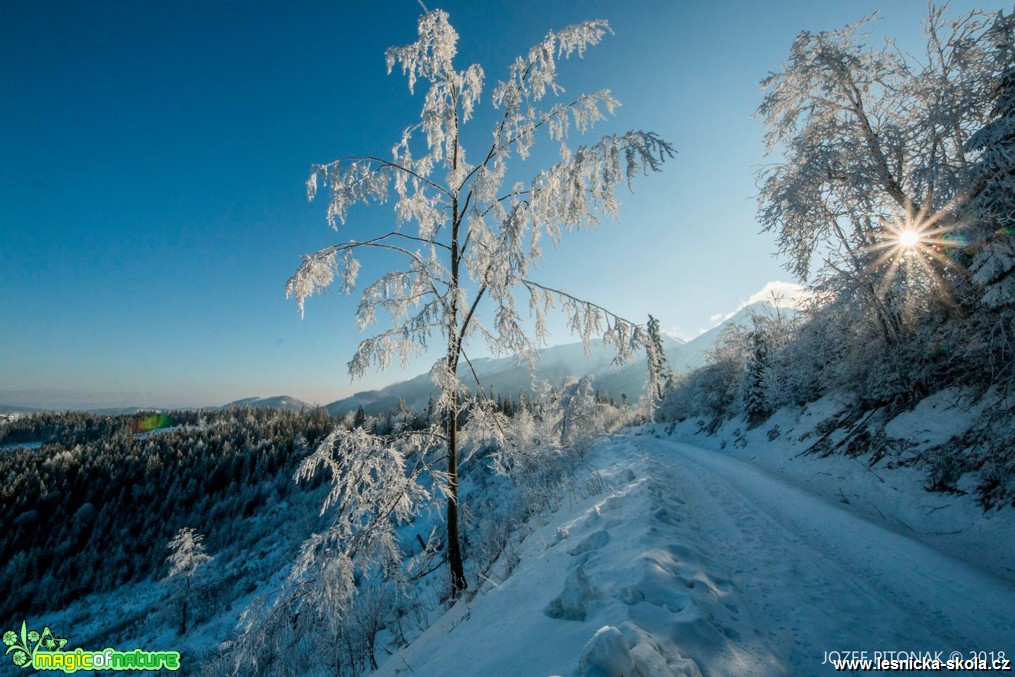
[864,198,970,306]
[898,229,921,249]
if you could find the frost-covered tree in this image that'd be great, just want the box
[644,314,675,418]
[287,10,672,595]
[290,427,439,598]
[962,11,1015,394]
[757,7,1003,344]
[165,527,213,636]
[743,320,772,427]
[967,13,1015,309]
[226,426,440,675]
[553,375,600,448]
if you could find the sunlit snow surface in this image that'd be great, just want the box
[13,394,1013,676]
[376,412,1014,676]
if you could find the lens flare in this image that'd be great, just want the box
[898,230,921,248]
[135,412,173,433]
[864,197,970,310]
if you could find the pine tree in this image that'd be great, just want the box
[644,314,675,417]
[743,320,771,427]
[165,527,213,636]
[286,9,672,596]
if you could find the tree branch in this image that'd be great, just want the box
[457,285,487,350]
[319,156,452,199]
[520,278,640,330]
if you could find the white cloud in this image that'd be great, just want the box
[663,281,811,343]
[743,280,811,309]
[706,281,811,330]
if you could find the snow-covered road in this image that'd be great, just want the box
[644,438,1015,674]
[377,435,1014,676]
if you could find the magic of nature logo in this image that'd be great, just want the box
[3,621,180,672]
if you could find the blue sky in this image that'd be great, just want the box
[0,0,1003,409]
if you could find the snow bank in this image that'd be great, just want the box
[373,438,778,676]
[373,406,1013,676]
[664,394,1015,586]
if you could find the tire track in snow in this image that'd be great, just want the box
[639,437,1015,674]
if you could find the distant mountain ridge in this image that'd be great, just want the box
[1,398,316,416]
[220,396,314,412]
[2,302,790,417]
[0,405,40,415]
[321,301,793,417]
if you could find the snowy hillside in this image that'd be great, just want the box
[4,381,1012,676]
[371,420,1014,676]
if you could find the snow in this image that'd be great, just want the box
[882,388,982,446]
[17,391,1012,676]
[667,398,1015,586]
[375,438,731,676]
[373,424,1014,676]
[579,626,638,677]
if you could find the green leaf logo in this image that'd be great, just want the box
[3,621,65,669]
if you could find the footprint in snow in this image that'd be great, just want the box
[569,529,610,556]
[545,565,595,621]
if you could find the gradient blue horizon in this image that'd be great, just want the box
[1,0,1002,409]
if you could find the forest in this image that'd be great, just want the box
[0,408,334,629]
[0,378,633,672]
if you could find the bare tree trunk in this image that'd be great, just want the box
[446,392,466,596]
[180,576,189,636]
[446,198,467,598]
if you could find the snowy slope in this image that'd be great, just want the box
[13,392,1010,676]
[373,431,1014,676]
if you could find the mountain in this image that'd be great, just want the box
[325,301,797,417]
[221,395,315,412]
[0,405,40,415]
[2,397,317,417]
[670,300,796,372]
[87,406,151,415]
[1,303,793,420]
[323,340,651,417]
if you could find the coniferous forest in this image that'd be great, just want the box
[0,408,333,628]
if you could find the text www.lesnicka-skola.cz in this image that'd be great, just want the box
[823,650,1011,672]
